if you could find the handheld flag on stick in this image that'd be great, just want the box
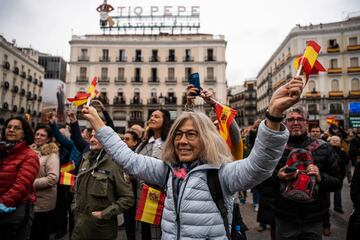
[326,116,338,126]
[294,40,326,85]
[60,161,75,173]
[214,102,243,159]
[59,172,75,186]
[67,77,98,107]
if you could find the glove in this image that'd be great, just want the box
[0,203,16,213]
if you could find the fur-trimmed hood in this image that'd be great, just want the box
[30,142,59,156]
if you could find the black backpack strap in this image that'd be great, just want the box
[207,169,231,240]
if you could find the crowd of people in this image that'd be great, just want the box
[0,78,359,240]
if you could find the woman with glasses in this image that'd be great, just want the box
[82,78,303,239]
[29,126,59,240]
[0,117,40,240]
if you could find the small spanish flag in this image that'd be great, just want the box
[326,116,338,126]
[294,40,326,84]
[59,172,75,186]
[67,76,98,106]
[214,102,243,159]
[60,161,75,173]
[135,184,165,225]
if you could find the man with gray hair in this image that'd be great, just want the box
[271,106,342,240]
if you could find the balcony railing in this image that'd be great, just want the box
[20,72,26,78]
[349,90,360,97]
[165,97,177,105]
[147,98,159,105]
[149,56,160,62]
[132,56,143,62]
[204,77,216,84]
[183,56,194,62]
[348,67,360,73]
[98,77,110,84]
[205,55,216,61]
[27,75,33,82]
[76,76,88,83]
[329,108,343,114]
[99,56,110,62]
[3,61,10,70]
[116,56,127,62]
[13,67,19,74]
[347,45,360,52]
[327,68,342,74]
[78,56,89,61]
[327,47,340,53]
[131,77,143,84]
[130,99,143,104]
[328,91,344,98]
[165,77,177,84]
[113,97,126,105]
[166,56,177,62]
[148,77,160,84]
[114,77,126,84]
[305,91,321,98]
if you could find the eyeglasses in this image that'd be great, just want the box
[286,118,306,123]
[174,130,199,141]
[6,125,23,131]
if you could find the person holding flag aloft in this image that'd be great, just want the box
[81,75,304,239]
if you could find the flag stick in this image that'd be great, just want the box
[86,95,92,107]
[295,56,304,78]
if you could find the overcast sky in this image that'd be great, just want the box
[1,0,359,86]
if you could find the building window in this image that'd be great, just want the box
[79,49,88,61]
[151,68,158,82]
[150,88,157,104]
[133,91,140,104]
[135,50,142,62]
[101,68,108,81]
[308,80,316,92]
[349,37,358,46]
[184,49,192,62]
[350,57,359,67]
[331,79,339,91]
[101,49,109,61]
[328,39,339,48]
[330,59,338,68]
[151,50,159,62]
[206,67,214,80]
[329,103,342,114]
[80,67,87,79]
[185,67,192,81]
[206,48,214,61]
[117,49,126,62]
[134,68,141,82]
[167,49,176,62]
[118,67,124,80]
[168,68,175,80]
[351,78,360,90]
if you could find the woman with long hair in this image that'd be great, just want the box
[82,78,303,239]
[135,109,171,240]
[30,125,59,240]
[0,116,39,240]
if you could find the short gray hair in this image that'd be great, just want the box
[285,106,308,120]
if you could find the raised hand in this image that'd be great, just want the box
[82,106,105,131]
[200,89,216,106]
[67,110,77,123]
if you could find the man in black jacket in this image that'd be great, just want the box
[272,107,342,240]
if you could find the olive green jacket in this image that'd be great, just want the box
[72,150,134,240]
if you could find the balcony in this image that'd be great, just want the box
[3,61,10,70]
[327,47,340,53]
[20,71,26,78]
[305,91,321,98]
[12,105,18,113]
[347,67,360,73]
[38,96,42,102]
[33,78,38,84]
[183,56,194,62]
[147,98,159,105]
[76,76,88,83]
[132,56,143,62]
[165,77,177,85]
[33,94,37,100]
[13,67,19,74]
[329,108,343,114]
[98,77,110,85]
[204,77,216,85]
[131,77,143,84]
[328,91,344,98]
[113,97,126,105]
[149,56,160,62]
[130,98,143,105]
[12,85,19,93]
[3,81,10,89]
[39,81,43,87]
[27,75,33,82]
[347,45,360,52]
[205,55,216,61]
[78,55,89,61]
[116,56,127,62]
[327,68,342,74]
[20,89,26,96]
[26,92,32,100]
[166,56,177,62]
[114,77,126,85]
[349,90,360,98]
[148,77,160,85]
[99,56,110,62]
[129,115,144,122]
[165,96,177,105]
[20,107,25,113]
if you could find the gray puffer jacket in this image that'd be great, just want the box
[96,120,289,240]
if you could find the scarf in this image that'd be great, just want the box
[0,141,19,162]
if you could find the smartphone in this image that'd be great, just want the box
[284,166,298,174]
[187,72,201,96]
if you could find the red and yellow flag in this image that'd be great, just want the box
[60,161,75,173]
[135,184,165,225]
[214,102,243,159]
[67,76,98,106]
[326,116,338,126]
[294,40,326,84]
[59,172,75,186]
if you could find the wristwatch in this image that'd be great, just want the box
[265,110,284,122]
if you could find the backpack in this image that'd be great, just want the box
[279,140,321,203]
[207,169,247,240]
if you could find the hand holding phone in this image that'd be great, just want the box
[284,166,298,174]
[187,73,201,96]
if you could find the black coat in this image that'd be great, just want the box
[347,162,360,240]
[271,134,343,223]
[256,177,275,226]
